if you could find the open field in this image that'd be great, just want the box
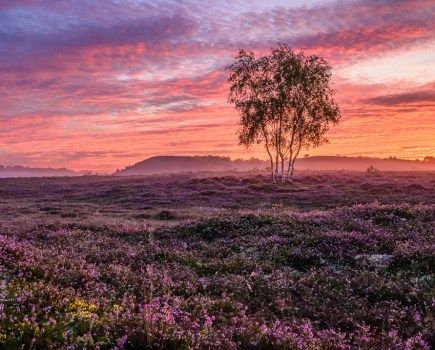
[0,171,434,349]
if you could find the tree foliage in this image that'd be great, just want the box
[227,44,341,182]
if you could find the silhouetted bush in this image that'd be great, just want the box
[154,210,177,220]
[367,165,380,173]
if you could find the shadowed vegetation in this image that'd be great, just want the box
[0,171,434,349]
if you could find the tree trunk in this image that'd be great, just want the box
[288,159,295,183]
[274,158,279,183]
[286,152,293,182]
[286,129,296,182]
[281,156,285,182]
[274,128,280,183]
[262,124,275,183]
[269,158,274,182]
[287,139,302,182]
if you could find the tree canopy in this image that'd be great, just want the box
[227,44,341,182]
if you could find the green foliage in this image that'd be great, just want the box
[227,44,341,182]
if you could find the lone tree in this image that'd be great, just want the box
[227,44,341,182]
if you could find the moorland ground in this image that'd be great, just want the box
[0,171,434,349]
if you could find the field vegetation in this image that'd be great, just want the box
[0,171,434,349]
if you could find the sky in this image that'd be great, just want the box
[0,0,434,172]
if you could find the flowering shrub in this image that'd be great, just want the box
[0,173,434,349]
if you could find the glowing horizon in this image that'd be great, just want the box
[1,0,434,172]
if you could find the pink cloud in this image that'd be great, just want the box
[0,0,434,171]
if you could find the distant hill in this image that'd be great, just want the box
[296,156,435,171]
[0,165,82,178]
[114,156,266,176]
[114,155,435,176]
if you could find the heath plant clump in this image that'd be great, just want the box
[0,172,434,349]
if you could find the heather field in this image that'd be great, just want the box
[0,171,434,349]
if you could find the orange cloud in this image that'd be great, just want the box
[0,0,434,171]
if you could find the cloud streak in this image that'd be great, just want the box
[0,0,434,171]
[362,88,435,106]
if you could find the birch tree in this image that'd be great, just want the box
[227,50,281,181]
[227,44,341,182]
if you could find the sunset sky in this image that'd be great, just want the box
[1,0,434,172]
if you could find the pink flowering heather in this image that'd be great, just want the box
[0,172,433,349]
